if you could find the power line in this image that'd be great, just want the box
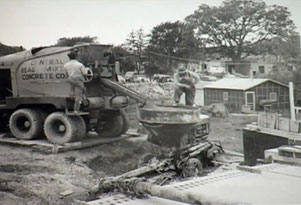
[135,50,294,66]
[147,51,270,65]
[147,51,202,63]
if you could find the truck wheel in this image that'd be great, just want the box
[96,109,129,138]
[44,112,79,144]
[9,109,44,140]
[182,158,203,178]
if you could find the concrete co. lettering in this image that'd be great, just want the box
[21,58,68,81]
[22,73,68,80]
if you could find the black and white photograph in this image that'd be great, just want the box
[0,0,301,204]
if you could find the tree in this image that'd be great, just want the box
[185,0,296,62]
[269,66,301,104]
[256,35,300,62]
[125,28,148,73]
[0,42,24,56]
[55,36,98,46]
[178,25,200,60]
[113,45,136,74]
[147,21,185,73]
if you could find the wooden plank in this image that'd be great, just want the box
[237,165,262,174]
[126,128,140,136]
[290,120,300,133]
[266,113,277,129]
[278,145,301,155]
[0,137,55,148]
[279,117,290,132]
[60,189,74,197]
[244,125,301,141]
[257,112,278,129]
[0,134,131,154]
[56,135,130,153]
[265,148,301,165]
[257,113,301,133]
[0,138,36,146]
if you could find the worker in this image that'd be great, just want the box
[64,51,89,113]
[104,50,118,81]
[173,66,200,106]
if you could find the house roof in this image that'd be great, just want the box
[203,78,288,91]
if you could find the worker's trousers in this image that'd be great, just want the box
[68,78,86,112]
[174,86,196,106]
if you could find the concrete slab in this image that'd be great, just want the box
[88,163,301,204]
[166,163,301,204]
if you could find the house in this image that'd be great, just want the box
[225,54,297,77]
[203,78,289,113]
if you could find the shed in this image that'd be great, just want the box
[203,78,290,113]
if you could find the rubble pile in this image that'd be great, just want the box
[125,82,174,100]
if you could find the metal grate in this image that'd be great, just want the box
[88,194,133,205]
[170,170,248,191]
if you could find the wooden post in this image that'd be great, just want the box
[115,61,120,74]
[289,82,296,121]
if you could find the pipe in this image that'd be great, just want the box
[100,78,147,106]
[134,181,221,205]
[87,97,105,109]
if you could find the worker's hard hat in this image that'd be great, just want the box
[178,67,186,74]
[103,51,112,57]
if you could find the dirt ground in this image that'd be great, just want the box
[0,112,257,205]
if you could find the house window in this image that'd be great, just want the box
[270,92,277,101]
[259,66,265,74]
[223,92,228,101]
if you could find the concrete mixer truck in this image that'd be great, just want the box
[0,43,210,147]
[0,44,149,144]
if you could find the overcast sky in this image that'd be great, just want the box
[1,0,301,49]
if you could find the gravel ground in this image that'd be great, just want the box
[0,112,257,205]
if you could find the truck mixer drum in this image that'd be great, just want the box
[138,105,206,148]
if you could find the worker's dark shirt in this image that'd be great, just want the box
[174,71,200,88]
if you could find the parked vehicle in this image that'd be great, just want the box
[153,74,172,83]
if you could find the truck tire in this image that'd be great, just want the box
[44,112,79,144]
[96,109,129,138]
[182,158,203,178]
[9,109,44,140]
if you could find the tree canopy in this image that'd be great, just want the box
[0,42,24,56]
[147,21,200,73]
[148,21,184,57]
[55,36,98,46]
[125,28,148,73]
[185,0,297,61]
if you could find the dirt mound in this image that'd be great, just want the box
[87,139,163,176]
[0,164,55,174]
[0,113,251,204]
[202,103,229,118]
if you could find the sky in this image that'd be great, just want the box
[1,0,301,49]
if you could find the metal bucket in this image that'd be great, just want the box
[138,104,202,148]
